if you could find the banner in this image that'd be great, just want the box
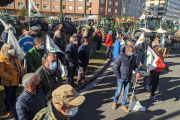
[7,30,25,60]
[46,34,64,53]
[135,33,145,46]
[29,0,42,17]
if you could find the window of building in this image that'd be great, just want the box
[108,8,111,12]
[109,0,112,5]
[43,0,49,1]
[18,3,23,7]
[68,0,73,2]
[7,3,11,6]
[78,0,83,3]
[86,0,91,2]
[53,0,59,1]
[114,9,117,13]
[68,6,73,10]
[43,5,49,9]
[78,6,83,11]
[100,7,104,12]
[86,6,91,10]
[35,4,39,8]
[101,0,104,4]
[115,2,118,6]
[53,5,59,9]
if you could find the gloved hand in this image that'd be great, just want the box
[165,65,169,71]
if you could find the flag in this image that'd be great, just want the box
[29,0,42,17]
[120,16,125,22]
[46,34,64,53]
[146,46,159,72]
[135,33,145,46]
[115,16,118,22]
[7,30,25,60]
[0,18,16,34]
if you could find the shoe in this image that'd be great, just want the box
[147,93,151,96]
[112,102,117,109]
[121,106,129,113]
[150,96,159,102]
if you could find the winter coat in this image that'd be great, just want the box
[13,90,47,120]
[0,56,25,86]
[97,32,102,41]
[114,41,121,59]
[153,53,166,73]
[52,36,66,50]
[26,47,45,72]
[19,34,25,40]
[65,42,78,67]
[138,42,147,52]
[1,31,8,43]
[78,44,89,67]
[35,65,62,101]
[105,34,113,47]
[93,32,99,42]
[113,47,140,82]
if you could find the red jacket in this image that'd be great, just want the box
[97,32,102,41]
[105,34,113,47]
[153,53,166,72]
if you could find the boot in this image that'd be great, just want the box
[121,106,129,113]
[112,102,117,110]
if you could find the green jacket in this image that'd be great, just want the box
[27,47,45,72]
[33,100,68,120]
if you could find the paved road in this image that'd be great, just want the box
[71,45,180,120]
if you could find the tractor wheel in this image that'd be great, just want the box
[100,28,108,42]
[82,27,89,38]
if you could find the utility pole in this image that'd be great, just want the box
[62,0,64,24]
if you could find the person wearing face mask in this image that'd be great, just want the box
[77,38,89,85]
[52,30,66,63]
[152,37,160,47]
[65,36,79,87]
[30,26,42,38]
[13,73,47,120]
[1,26,10,43]
[147,45,168,102]
[27,37,45,72]
[0,43,25,117]
[33,84,85,120]
[112,45,140,113]
[35,53,62,100]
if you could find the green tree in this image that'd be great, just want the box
[17,6,28,20]
[0,0,14,7]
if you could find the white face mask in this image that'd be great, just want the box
[74,41,78,45]
[85,42,88,46]
[8,49,15,55]
[64,106,79,118]
[39,45,44,49]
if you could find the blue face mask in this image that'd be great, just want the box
[128,52,133,56]
[39,45,44,49]
[85,42,88,46]
[65,106,79,118]
[50,62,57,70]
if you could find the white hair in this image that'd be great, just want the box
[54,30,60,35]
[0,43,13,59]
[70,36,74,42]
[22,73,39,89]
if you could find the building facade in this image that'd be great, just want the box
[145,0,180,23]
[121,0,145,18]
[0,0,122,19]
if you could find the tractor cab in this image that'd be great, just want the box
[146,17,160,31]
[119,22,130,32]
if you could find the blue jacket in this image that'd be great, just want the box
[19,34,25,40]
[78,44,89,66]
[114,41,121,59]
[13,89,47,120]
[113,47,140,82]
[65,42,78,67]
[1,31,8,43]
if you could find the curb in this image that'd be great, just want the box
[75,59,111,91]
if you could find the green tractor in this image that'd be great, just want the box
[47,18,61,29]
[96,18,123,42]
[24,16,49,32]
[62,18,77,35]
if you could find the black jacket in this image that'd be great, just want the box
[93,32,99,42]
[78,44,89,66]
[113,47,140,82]
[30,33,37,38]
[52,36,66,50]
[138,42,147,52]
[65,42,78,67]
[35,65,62,101]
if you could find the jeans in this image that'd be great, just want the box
[113,79,130,106]
[4,86,18,112]
[96,41,102,51]
[93,42,97,52]
[148,70,160,96]
[137,51,144,66]
[106,46,112,59]
[66,66,76,84]
[143,75,152,87]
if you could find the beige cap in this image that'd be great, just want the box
[52,84,85,106]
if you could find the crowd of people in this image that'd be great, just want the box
[0,22,172,119]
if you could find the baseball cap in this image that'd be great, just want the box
[52,84,85,106]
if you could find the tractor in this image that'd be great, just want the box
[0,13,20,25]
[81,19,96,38]
[24,16,49,32]
[61,18,76,35]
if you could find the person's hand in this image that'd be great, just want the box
[136,73,141,80]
